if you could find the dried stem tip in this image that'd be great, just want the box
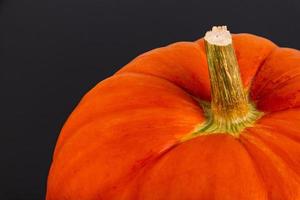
[204,26,232,46]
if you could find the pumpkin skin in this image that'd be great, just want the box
[46,34,300,200]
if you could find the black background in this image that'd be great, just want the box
[1,0,300,199]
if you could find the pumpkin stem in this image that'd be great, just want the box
[191,26,262,137]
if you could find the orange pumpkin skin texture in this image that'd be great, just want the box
[46,33,300,200]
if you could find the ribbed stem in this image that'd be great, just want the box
[191,26,262,137]
[205,26,249,130]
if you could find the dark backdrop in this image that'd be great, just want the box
[1,0,300,199]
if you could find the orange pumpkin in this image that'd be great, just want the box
[46,26,300,200]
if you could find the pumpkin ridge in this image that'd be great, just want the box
[131,41,201,62]
[111,127,277,198]
[117,40,212,101]
[54,107,189,158]
[132,134,268,200]
[113,71,198,99]
[51,112,202,191]
[54,121,210,198]
[53,105,198,160]
[48,71,205,199]
[53,72,204,156]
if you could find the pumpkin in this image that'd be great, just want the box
[46,26,300,200]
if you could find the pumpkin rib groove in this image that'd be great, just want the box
[51,116,202,191]
[239,139,276,200]
[249,46,279,97]
[268,68,300,90]
[240,132,300,199]
[250,48,300,111]
[49,119,189,199]
[57,136,182,199]
[255,110,300,142]
[257,119,300,143]
[250,126,300,177]
[103,142,182,199]
[243,129,300,192]
[233,33,277,90]
[252,66,300,102]
[238,137,269,199]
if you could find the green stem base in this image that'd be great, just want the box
[181,99,263,141]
